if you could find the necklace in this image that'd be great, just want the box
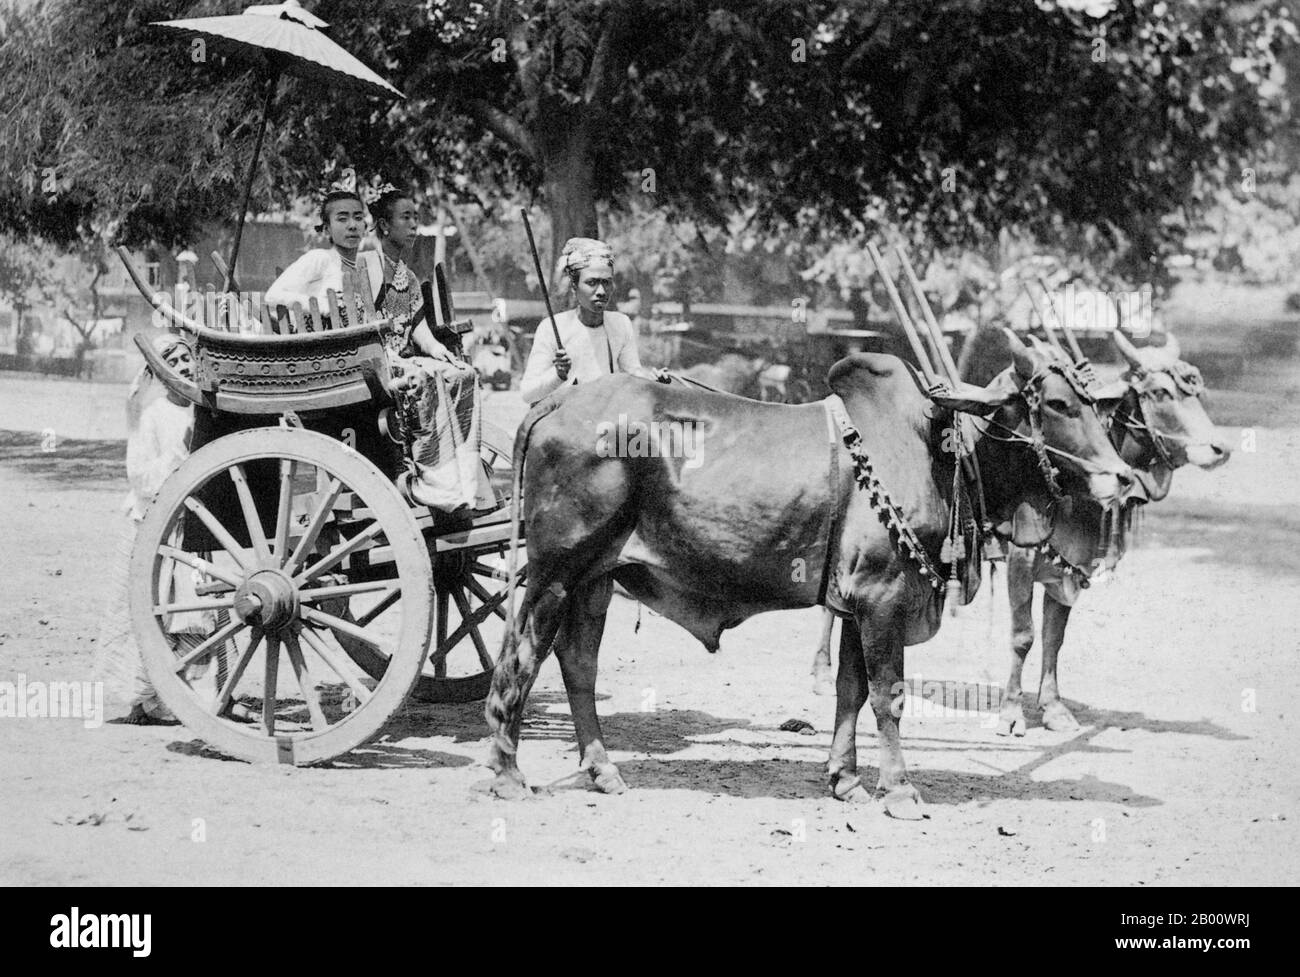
[382,250,409,291]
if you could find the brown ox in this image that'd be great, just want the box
[485,337,1131,817]
[997,331,1230,734]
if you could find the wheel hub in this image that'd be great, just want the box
[232,570,299,631]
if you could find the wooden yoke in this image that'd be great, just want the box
[1037,276,1087,363]
[891,244,991,542]
[1025,280,1072,360]
[866,242,939,385]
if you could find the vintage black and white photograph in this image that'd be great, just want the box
[0,0,1296,896]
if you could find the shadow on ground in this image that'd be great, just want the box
[1144,496,1300,578]
[551,692,1243,806]
[0,430,124,487]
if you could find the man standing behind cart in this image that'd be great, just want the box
[520,238,664,404]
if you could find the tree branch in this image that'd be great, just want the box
[465,99,538,161]
[61,307,94,341]
[583,3,633,106]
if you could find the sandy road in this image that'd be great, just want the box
[0,376,1297,885]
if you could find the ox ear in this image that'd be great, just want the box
[1089,378,1129,403]
[929,380,1016,417]
[898,359,1015,416]
[1163,332,1181,361]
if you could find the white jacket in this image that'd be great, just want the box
[521,309,643,404]
[264,248,385,314]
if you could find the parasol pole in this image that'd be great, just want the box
[225,67,281,293]
[520,207,564,351]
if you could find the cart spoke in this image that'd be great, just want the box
[464,574,508,620]
[451,587,495,670]
[284,631,327,732]
[299,581,400,603]
[296,623,373,704]
[430,591,503,664]
[153,595,236,615]
[353,586,401,627]
[184,497,253,572]
[172,616,246,674]
[229,463,272,562]
[470,560,509,582]
[273,459,295,559]
[471,626,495,670]
[300,606,393,658]
[262,635,281,734]
[434,589,449,677]
[294,520,384,584]
[158,545,244,589]
[213,627,262,715]
[285,476,344,574]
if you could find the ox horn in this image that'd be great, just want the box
[1163,332,1180,362]
[1111,327,1145,370]
[1003,327,1038,379]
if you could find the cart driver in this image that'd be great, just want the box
[520,237,667,405]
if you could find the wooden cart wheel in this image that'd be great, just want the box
[342,546,526,704]
[130,428,433,765]
[340,421,523,703]
[422,420,521,701]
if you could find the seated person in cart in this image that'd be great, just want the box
[265,187,492,512]
[521,237,665,405]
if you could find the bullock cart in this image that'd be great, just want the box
[118,252,524,765]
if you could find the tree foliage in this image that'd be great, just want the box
[0,0,1294,291]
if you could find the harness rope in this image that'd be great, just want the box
[827,400,946,592]
[1032,361,1206,585]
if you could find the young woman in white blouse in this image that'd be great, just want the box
[264,190,379,328]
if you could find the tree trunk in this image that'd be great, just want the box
[14,301,32,358]
[540,122,599,297]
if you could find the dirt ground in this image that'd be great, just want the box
[0,372,1297,885]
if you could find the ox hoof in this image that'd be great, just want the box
[998,705,1028,737]
[489,772,532,801]
[1042,701,1080,732]
[881,786,926,821]
[591,765,628,795]
[830,773,873,804]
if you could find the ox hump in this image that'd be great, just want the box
[828,353,919,402]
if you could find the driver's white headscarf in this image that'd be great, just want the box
[556,237,614,281]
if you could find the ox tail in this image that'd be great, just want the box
[486,396,566,758]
